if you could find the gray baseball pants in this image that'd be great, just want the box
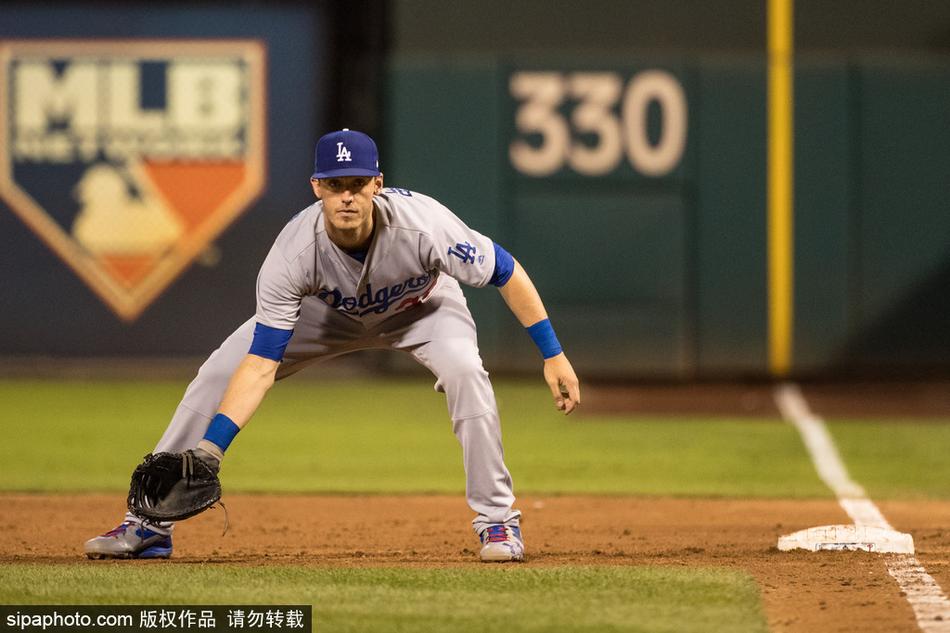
[130,278,521,536]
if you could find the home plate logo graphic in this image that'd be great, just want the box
[0,40,266,321]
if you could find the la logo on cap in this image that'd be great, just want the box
[336,142,352,163]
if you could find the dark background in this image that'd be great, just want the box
[1,1,949,378]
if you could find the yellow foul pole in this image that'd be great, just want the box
[768,0,794,376]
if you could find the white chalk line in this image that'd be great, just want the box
[774,383,950,633]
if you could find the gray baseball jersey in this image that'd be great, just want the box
[146,187,521,536]
[255,188,496,333]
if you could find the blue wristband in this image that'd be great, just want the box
[203,413,240,452]
[526,318,562,359]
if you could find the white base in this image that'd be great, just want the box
[777,524,915,554]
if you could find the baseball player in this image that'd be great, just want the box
[84,129,580,563]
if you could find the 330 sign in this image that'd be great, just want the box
[509,70,688,178]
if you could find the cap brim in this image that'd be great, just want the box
[312,167,381,179]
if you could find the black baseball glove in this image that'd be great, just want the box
[127,449,222,522]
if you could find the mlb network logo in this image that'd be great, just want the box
[0,40,267,321]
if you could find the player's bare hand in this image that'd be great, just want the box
[543,353,580,414]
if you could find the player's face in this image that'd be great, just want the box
[312,175,382,236]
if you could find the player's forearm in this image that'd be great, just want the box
[497,260,549,327]
[498,259,578,412]
[216,354,279,429]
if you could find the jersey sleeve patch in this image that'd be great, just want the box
[490,242,515,287]
[249,322,294,361]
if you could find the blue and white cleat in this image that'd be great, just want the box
[84,521,172,559]
[479,524,525,562]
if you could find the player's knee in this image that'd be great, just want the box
[434,349,488,390]
[442,367,489,396]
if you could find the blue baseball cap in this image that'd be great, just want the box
[312,128,381,179]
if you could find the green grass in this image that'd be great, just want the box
[2,378,947,499]
[0,564,768,633]
[0,378,831,498]
[829,418,950,499]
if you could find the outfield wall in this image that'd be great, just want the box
[1,1,948,378]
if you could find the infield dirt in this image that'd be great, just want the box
[2,493,949,633]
